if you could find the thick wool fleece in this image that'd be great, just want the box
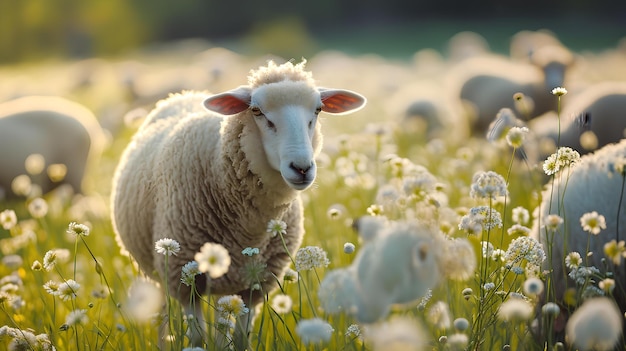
[111,91,304,304]
[533,139,626,323]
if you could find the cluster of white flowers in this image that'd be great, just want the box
[180,261,200,287]
[505,126,529,149]
[543,147,580,175]
[603,239,625,265]
[43,279,80,301]
[469,171,508,199]
[459,206,503,234]
[216,295,249,318]
[42,248,70,272]
[294,246,330,271]
[0,326,55,351]
[504,236,546,267]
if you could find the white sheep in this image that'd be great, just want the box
[532,82,626,155]
[457,45,573,134]
[532,139,626,338]
[110,60,366,348]
[0,96,104,199]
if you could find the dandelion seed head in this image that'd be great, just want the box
[366,316,425,351]
[566,297,622,351]
[296,318,334,345]
[125,278,163,323]
[343,242,355,254]
[523,277,544,296]
[270,294,293,314]
[427,301,451,330]
[194,242,231,278]
[447,333,469,350]
[541,302,561,318]
[498,298,533,322]
[441,238,476,281]
[27,198,48,218]
[65,309,88,326]
[453,318,470,331]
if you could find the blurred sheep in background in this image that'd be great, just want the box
[0,96,105,200]
[530,82,626,158]
[454,44,574,134]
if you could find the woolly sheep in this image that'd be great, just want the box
[110,60,366,347]
[532,139,626,338]
[532,82,626,156]
[457,45,573,134]
[0,96,104,199]
[319,217,442,323]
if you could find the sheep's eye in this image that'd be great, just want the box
[251,107,263,116]
[315,107,322,115]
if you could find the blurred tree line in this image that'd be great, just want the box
[1,0,624,63]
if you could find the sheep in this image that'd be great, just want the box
[531,82,626,156]
[110,60,366,348]
[457,45,573,134]
[0,96,104,199]
[532,139,626,341]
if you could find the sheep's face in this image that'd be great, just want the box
[204,81,366,191]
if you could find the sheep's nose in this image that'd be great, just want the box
[290,162,312,175]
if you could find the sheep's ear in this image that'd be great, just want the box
[203,86,252,115]
[319,88,367,115]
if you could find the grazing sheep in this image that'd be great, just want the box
[532,139,626,339]
[110,60,366,347]
[509,29,564,62]
[0,96,104,199]
[534,82,626,155]
[458,45,573,134]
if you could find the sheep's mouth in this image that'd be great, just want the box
[285,176,314,190]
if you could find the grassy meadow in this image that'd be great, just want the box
[1,31,626,351]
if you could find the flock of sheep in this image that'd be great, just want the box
[1,29,626,348]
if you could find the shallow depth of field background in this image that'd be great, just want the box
[1,1,626,350]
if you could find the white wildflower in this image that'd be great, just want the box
[194,242,231,278]
[154,238,180,256]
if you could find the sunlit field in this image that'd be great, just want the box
[1,31,626,350]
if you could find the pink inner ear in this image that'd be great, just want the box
[204,95,249,115]
[321,92,365,114]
